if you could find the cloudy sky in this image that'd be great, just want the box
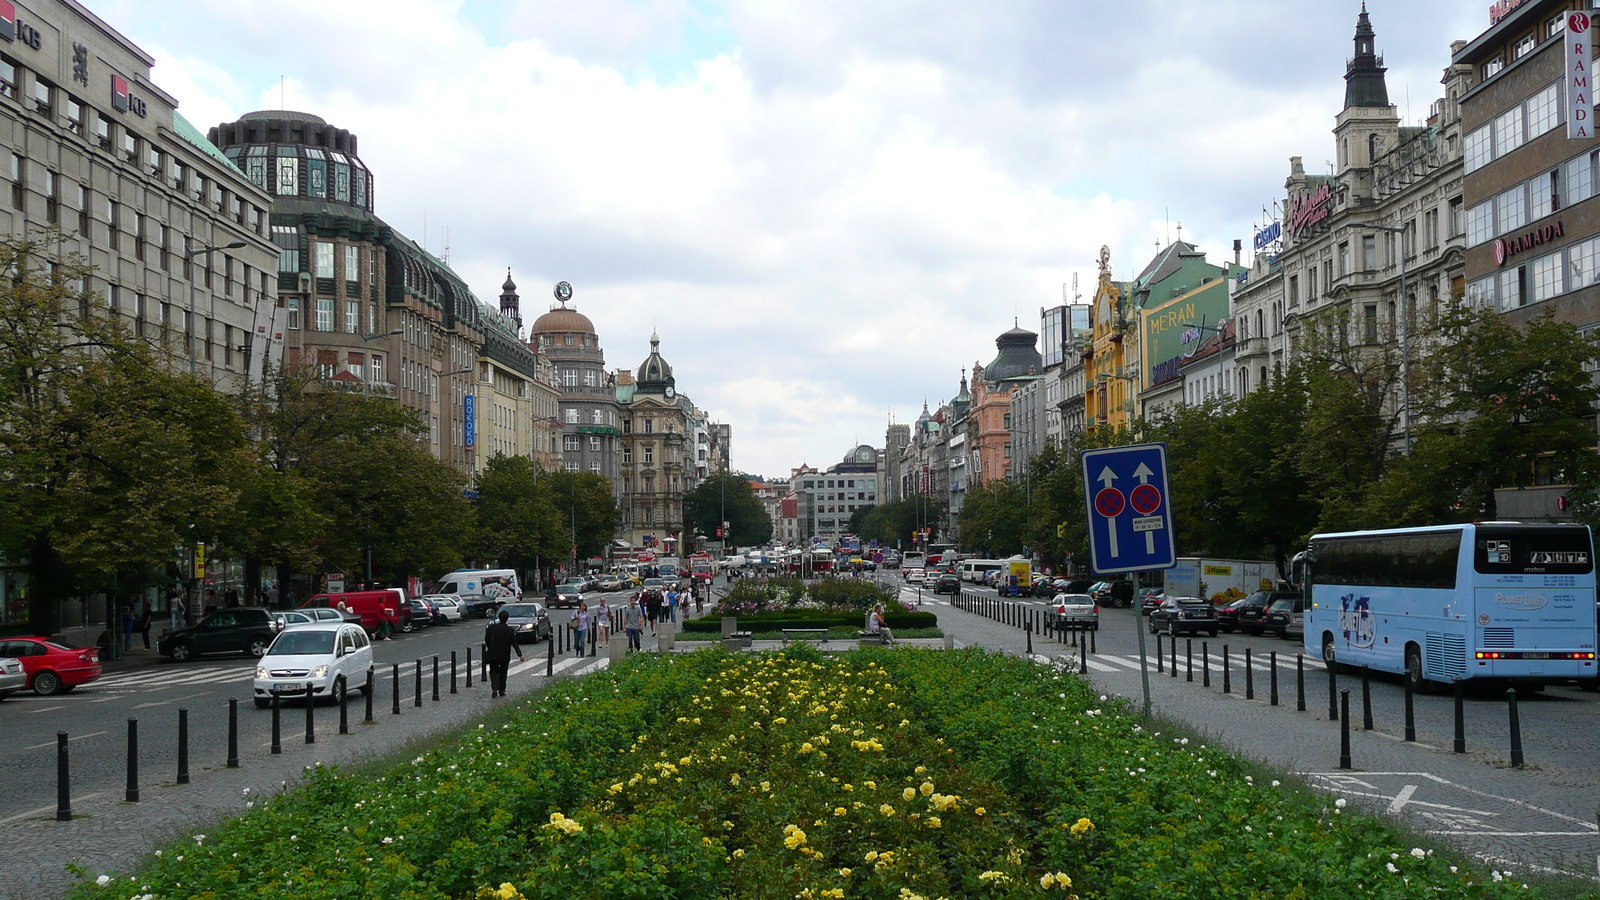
[101,0,1490,479]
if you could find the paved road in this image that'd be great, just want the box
[893,575,1600,883]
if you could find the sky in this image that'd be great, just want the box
[99,0,1493,480]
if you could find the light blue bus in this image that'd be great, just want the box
[1300,523,1597,692]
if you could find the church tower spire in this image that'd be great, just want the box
[499,268,521,330]
[1344,3,1390,109]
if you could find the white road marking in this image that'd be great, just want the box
[1387,784,1418,814]
[132,690,215,709]
[23,730,107,751]
[0,792,104,825]
[27,705,66,714]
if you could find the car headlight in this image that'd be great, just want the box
[518,622,533,630]
[256,666,267,679]
[312,665,329,679]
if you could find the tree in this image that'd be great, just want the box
[542,468,623,564]
[472,454,566,573]
[957,478,1030,557]
[847,504,875,535]
[684,473,771,547]
[858,497,945,549]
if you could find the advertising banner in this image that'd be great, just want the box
[1567,10,1593,140]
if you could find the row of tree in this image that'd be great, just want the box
[0,238,622,630]
[956,302,1600,572]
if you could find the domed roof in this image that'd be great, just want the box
[636,333,676,391]
[984,322,1042,384]
[532,305,595,335]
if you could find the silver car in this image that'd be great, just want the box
[0,657,24,700]
[1046,594,1100,631]
[499,602,551,644]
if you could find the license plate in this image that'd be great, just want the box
[274,683,300,692]
[1525,652,1551,660]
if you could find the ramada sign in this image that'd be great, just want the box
[1492,221,1563,267]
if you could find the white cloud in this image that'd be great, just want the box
[110,0,1488,478]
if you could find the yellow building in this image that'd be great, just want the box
[1085,246,1138,429]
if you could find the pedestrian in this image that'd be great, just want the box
[621,596,645,652]
[482,609,524,698]
[169,592,186,630]
[264,586,279,608]
[574,602,590,656]
[138,603,153,650]
[594,597,612,646]
[645,590,662,635]
[665,586,678,624]
[120,604,134,652]
[868,604,896,645]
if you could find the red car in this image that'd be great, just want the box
[0,636,102,695]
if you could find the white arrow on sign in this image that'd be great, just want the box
[1098,467,1117,488]
[1133,462,1153,485]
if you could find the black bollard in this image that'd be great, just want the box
[1296,655,1306,712]
[546,631,555,677]
[1089,626,1096,654]
[177,708,189,784]
[1361,666,1374,731]
[391,664,401,715]
[1403,676,1415,742]
[1202,641,1211,687]
[1078,644,1088,675]
[1339,690,1353,769]
[1222,645,1231,694]
[1156,634,1163,673]
[451,651,458,694]
[364,675,374,723]
[271,691,282,753]
[1245,649,1254,699]
[1025,621,1032,655]
[304,682,315,744]
[414,661,423,708]
[339,678,349,735]
[481,643,488,683]
[465,646,473,688]
[1327,664,1339,721]
[55,732,71,821]
[1071,623,1079,648]
[432,655,440,702]
[227,698,239,768]
[1453,680,1466,753]
[1186,638,1193,682]
[1269,651,1279,706]
[125,718,140,802]
[1170,634,1177,678]
[1507,688,1524,767]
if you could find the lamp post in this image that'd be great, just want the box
[1346,221,1411,456]
[184,240,247,261]
[1177,318,1230,403]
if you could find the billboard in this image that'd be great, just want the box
[1142,279,1231,388]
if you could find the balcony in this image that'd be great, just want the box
[1233,337,1270,361]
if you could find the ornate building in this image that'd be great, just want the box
[617,334,689,553]
[529,294,621,489]
[969,324,1041,485]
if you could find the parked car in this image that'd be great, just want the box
[300,591,404,638]
[1148,596,1219,637]
[1045,594,1100,631]
[549,583,583,609]
[159,607,280,663]
[1264,595,1307,640]
[1088,582,1112,604]
[1219,590,1296,635]
[271,610,317,629]
[596,574,626,592]
[499,602,552,643]
[0,638,100,696]
[1141,592,1166,616]
[423,595,465,623]
[405,598,436,628]
[455,594,501,618]
[252,623,374,709]
[280,607,360,627]
[0,656,25,700]
[932,573,961,594]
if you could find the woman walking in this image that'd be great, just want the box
[574,602,590,656]
[594,597,612,647]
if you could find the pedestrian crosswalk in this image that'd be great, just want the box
[1044,650,1326,676]
[88,651,617,694]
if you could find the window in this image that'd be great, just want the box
[562,368,576,387]
[42,170,56,224]
[1531,169,1560,221]
[591,410,602,424]
[644,446,654,464]
[1464,125,1492,173]
[77,184,89,235]
[31,77,50,115]
[65,97,81,134]
[95,114,109,148]
[564,434,579,452]
[286,297,300,329]
[273,225,300,273]
[1337,242,1349,276]
[1287,274,1298,306]
[122,130,136,162]
[314,241,334,278]
[1532,253,1562,303]
[345,300,359,333]
[0,56,14,99]
[565,461,579,472]
[644,418,654,434]
[1527,83,1560,140]
[1360,235,1376,271]
[344,245,359,284]
[276,149,298,195]
[1510,30,1538,62]
[565,408,578,424]
[8,153,21,210]
[1497,185,1526,235]
[623,445,632,463]
[1567,152,1595,208]
[1362,304,1378,343]
[1569,236,1600,292]
[589,436,600,450]
[371,354,384,384]
[316,297,333,331]
[1321,260,1332,294]
[1450,197,1464,236]
[1499,266,1524,312]
[1424,209,1439,249]
[1496,106,1524,158]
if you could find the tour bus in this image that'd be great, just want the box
[959,558,1005,583]
[1298,523,1597,691]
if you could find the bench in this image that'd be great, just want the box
[723,632,753,650]
[856,631,890,646]
[781,628,830,646]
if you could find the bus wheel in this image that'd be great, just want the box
[1404,645,1432,695]
[1321,633,1337,670]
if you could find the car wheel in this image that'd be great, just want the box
[1147,619,1158,634]
[1220,625,1235,634]
[1168,621,1178,637]
[1403,645,1432,695]
[1321,633,1337,669]
[254,697,272,709]
[31,670,62,696]
[331,676,346,706]
[360,668,375,696]
[402,621,414,634]
[1208,629,1218,638]
[249,638,270,658]
[170,641,195,663]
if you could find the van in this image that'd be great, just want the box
[301,591,403,638]
[436,569,521,613]
[960,559,1004,583]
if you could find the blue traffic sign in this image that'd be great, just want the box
[1080,443,1175,575]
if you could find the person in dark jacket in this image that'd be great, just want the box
[137,604,153,649]
[483,609,524,698]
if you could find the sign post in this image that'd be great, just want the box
[1081,443,1176,714]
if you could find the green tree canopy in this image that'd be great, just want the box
[684,472,771,547]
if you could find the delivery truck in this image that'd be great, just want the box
[1164,558,1278,604]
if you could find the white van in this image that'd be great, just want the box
[435,569,521,616]
[960,559,1004,583]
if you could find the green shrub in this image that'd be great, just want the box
[682,610,938,632]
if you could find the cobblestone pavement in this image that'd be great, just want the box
[911,582,1600,884]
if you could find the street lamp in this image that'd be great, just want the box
[185,239,247,260]
[1346,221,1411,456]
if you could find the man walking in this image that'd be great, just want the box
[138,604,153,650]
[169,592,186,631]
[483,609,523,698]
[120,604,135,652]
[621,597,645,652]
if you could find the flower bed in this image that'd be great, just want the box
[681,609,939,633]
[71,649,1550,900]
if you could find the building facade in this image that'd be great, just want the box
[970,324,1042,484]
[616,334,689,553]
[529,298,621,489]
[0,0,280,396]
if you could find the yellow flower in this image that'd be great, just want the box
[1054,873,1072,888]
[834,807,847,816]
[926,816,942,828]
[821,890,844,899]
[865,781,876,790]
[839,867,853,877]
[761,781,772,792]
[494,883,520,900]
[842,784,853,791]
[607,782,624,795]
[730,774,741,785]
[1070,817,1095,837]
[1041,874,1056,888]
[974,807,987,816]
[914,765,926,774]
[902,787,917,801]
[865,851,878,862]
[919,781,934,796]
[879,803,896,816]
[773,716,787,724]
[732,848,745,859]
[801,742,816,753]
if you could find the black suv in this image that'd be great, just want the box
[158,607,280,662]
[932,573,961,595]
[1148,597,1219,637]
[1218,590,1294,635]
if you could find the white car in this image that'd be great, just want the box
[0,657,24,700]
[422,594,465,622]
[905,567,926,584]
[252,623,374,709]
